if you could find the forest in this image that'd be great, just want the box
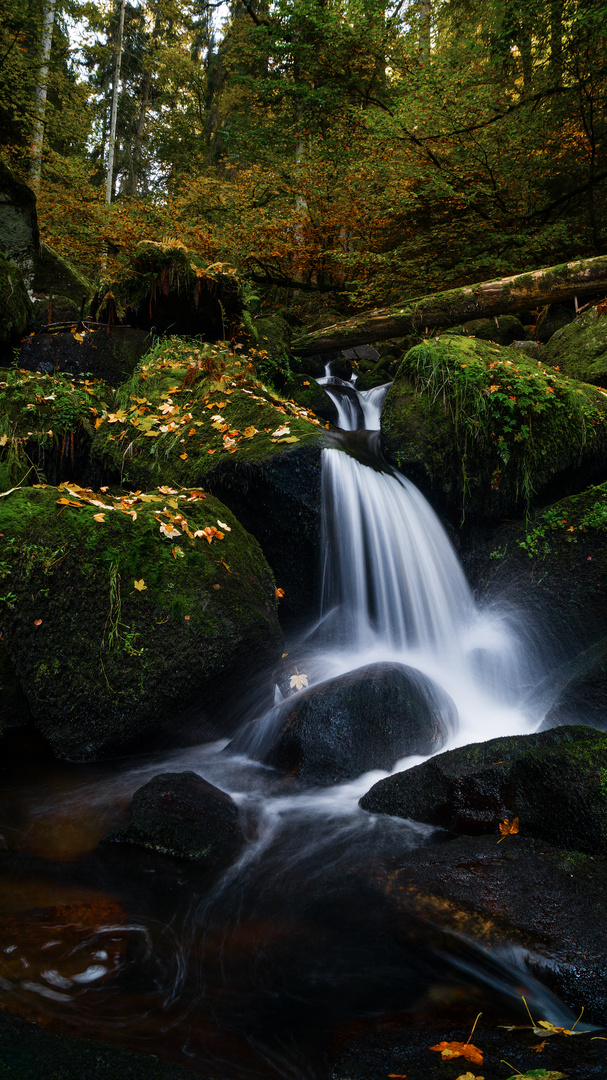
[1,0,606,310]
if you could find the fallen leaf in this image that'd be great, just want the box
[134,579,147,591]
[498,817,519,841]
[93,512,106,522]
[531,1042,547,1052]
[430,1042,483,1065]
[275,588,285,598]
[455,1073,484,1080]
[289,672,309,691]
[0,434,8,446]
[217,519,231,532]
[34,619,42,626]
[243,426,258,439]
[160,522,181,539]
[271,424,290,437]
[179,452,188,460]
[172,547,185,558]
[56,498,81,507]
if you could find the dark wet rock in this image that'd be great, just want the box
[0,638,31,733]
[32,241,92,308]
[110,771,245,864]
[282,372,338,423]
[0,161,39,271]
[512,338,543,360]
[533,300,576,342]
[360,725,607,855]
[543,639,607,730]
[0,485,282,761]
[543,302,607,386]
[261,662,456,784]
[341,344,380,362]
[19,326,153,384]
[0,1011,199,1080]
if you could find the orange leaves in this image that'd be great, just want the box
[159,521,181,539]
[195,526,225,544]
[275,587,285,598]
[498,816,519,842]
[429,1042,483,1065]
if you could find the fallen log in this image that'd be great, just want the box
[292,254,607,354]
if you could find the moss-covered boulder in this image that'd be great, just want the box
[110,771,245,864]
[19,326,152,384]
[543,302,607,386]
[92,339,326,617]
[31,241,93,307]
[443,314,525,346]
[0,162,39,270]
[0,255,32,359]
[381,334,607,524]
[93,240,243,340]
[245,662,456,785]
[0,368,114,488]
[0,482,282,760]
[360,725,607,853]
[282,372,338,423]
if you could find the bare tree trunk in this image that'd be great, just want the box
[106,0,126,204]
[293,255,607,353]
[127,69,152,196]
[30,0,57,189]
[550,0,562,86]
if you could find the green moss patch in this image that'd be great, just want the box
[0,255,32,354]
[92,338,325,490]
[0,481,282,760]
[0,368,112,486]
[544,303,607,385]
[382,334,607,522]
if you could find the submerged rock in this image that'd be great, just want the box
[111,771,245,864]
[543,301,607,386]
[381,334,607,524]
[360,725,607,854]
[0,483,282,760]
[260,662,456,784]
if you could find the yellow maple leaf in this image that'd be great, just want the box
[134,578,147,591]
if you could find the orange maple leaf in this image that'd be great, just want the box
[498,816,519,842]
[429,1042,483,1065]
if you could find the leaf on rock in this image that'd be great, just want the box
[289,672,309,691]
[134,579,147,591]
[160,522,181,538]
[93,512,106,522]
[455,1073,484,1080]
[430,1042,483,1065]
[498,817,519,841]
[504,1071,567,1079]
[243,426,259,439]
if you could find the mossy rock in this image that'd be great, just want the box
[381,334,607,524]
[94,240,243,340]
[360,725,607,854]
[0,162,39,268]
[32,241,93,306]
[533,301,575,343]
[356,359,395,392]
[282,372,338,423]
[0,482,282,760]
[30,294,80,332]
[543,303,607,386]
[0,254,33,357]
[0,368,114,488]
[91,339,326,617]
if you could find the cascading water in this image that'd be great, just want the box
[0,357,582,1080]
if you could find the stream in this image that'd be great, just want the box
[0,366,581,1078]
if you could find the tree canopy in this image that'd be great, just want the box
[1,0,605,312]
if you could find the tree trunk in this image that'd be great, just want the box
[106,0,126,204]
[292,254,607,353]
[30,0,57,189]
[127,68,152,196]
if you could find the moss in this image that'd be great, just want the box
[0,254,32,352]
[518,480,607,558]
[382,334,607,523]
[91,338,325,490]
[544,304,607,385]
[0,368,112,486]
[0,481,282,760]
[32,241,93,304]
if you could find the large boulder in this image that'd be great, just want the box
[253,662,457,784]
[0,483,282,760]
[19,326,153,384]
[110,771,245,864]
[0,162,92,309]
[381,334,607,525]
[0,254,32,359]
[543,301,607,386]
[91,339,326,618]
[360,725,607,854]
